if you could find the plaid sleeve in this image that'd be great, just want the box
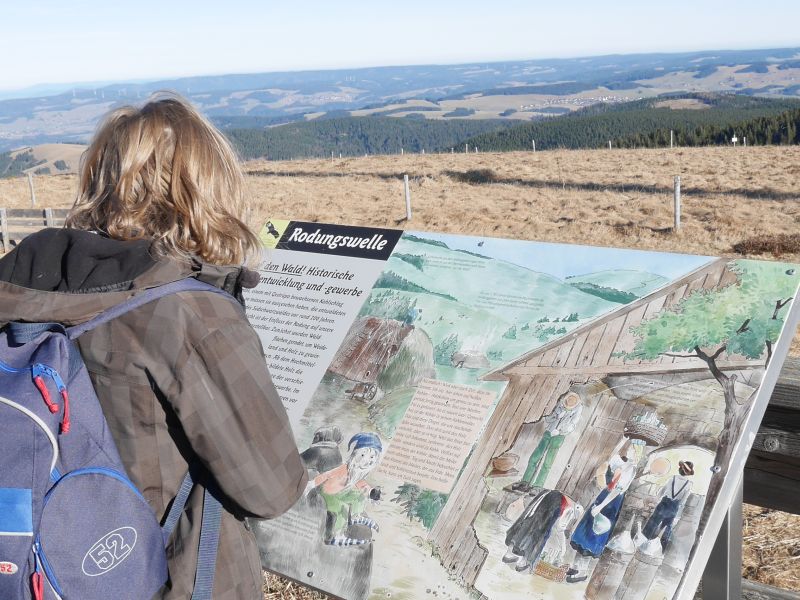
[171,321,308,519]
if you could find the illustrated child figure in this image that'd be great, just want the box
[642,460,694,549]
[513,391,583,493]
[566,436,643,583]
[541,499,584,567]
[306,432,383,546]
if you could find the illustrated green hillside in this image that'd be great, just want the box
[566,269,669,303]
[360,235,652,370]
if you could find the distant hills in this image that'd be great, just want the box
[225,117,515,160]
[227,94,800,160]
[462,94,800,152]
[0,144,84,178]
[2,47,800,151]
[3,92,800,174]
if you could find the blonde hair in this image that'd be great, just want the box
[67,93,260,266]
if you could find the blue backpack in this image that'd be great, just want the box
[0,279,228,600]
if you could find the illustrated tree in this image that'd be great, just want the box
[627,260,797,486]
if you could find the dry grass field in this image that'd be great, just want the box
[2,145,800,597]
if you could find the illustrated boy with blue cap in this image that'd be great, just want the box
[305,432,383,545]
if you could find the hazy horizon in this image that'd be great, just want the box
[3,1,799,93]
[4,44,800,97]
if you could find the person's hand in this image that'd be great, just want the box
[590,506,601,517]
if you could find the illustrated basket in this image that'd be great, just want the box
[623,422,667,446]
[534,560,568,582]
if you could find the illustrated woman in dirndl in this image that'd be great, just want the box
[566,436,643,583]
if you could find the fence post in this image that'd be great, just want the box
[403,174,412,221]
[27,173,36,207]
[673,175,681,232]
[465,143,469,153]
[0,208,8,253]
[608,140,612,150]
[532,139,536,152]
[670,130,674,148]
[44,208,54,228]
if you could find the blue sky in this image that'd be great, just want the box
[1,1,798,91]
[415,231,712,281]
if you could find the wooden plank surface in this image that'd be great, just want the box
[743,451,800,513]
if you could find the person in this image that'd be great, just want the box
[301,425,345,475]
[0,95,307,600]
[502,489,583,573]
[566,436,643,583]
[305,432,383,546]
[513,391,583,493]
[641,460,694,549]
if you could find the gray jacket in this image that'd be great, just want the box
[0,229,307,599]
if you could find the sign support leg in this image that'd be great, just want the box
[702,476,743,600]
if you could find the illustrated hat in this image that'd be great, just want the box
[678,460,694,476]
[348,432,383,453]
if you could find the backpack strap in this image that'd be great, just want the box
[66,278,234,340]
[192,484,222,600]
[162,470,222,600]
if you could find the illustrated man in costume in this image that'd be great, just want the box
[641,460,694,549]
[513,391,583,493]
[305,432,383,546]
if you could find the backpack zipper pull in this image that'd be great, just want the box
[32,365,60,414]
[49,369,71,434]
[59,388,71,434]
[32,364,71,433]
[32,543,44,600]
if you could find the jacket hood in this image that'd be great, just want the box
[0,228,258,327]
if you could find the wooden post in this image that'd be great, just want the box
[27,173,36,207]
[0,208,8,253]
[401,148,404,155]
[422,149,425,155]
[673,175,681,232]
[403,174,412,221]
[670,130,674,148]
[44,208,54,228]
[465,143,469,153]
[744,137,747,147]
[608,140,612,150]
[532,139,536,152]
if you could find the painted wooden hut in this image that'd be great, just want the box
[427,258,764,594]
[327,316,410,383]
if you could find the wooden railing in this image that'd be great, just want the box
[744,356,800,514]
[0,208,69,252]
